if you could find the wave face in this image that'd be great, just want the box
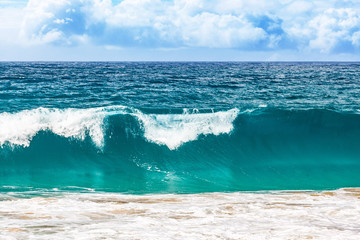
[1,106,360,193]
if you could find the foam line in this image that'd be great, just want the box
[0,106,239,149]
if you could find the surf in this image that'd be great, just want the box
[1,106,360,193]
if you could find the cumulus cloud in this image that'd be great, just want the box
[18,0,360,53]
[308,8,360,53]
[20,0,288,49]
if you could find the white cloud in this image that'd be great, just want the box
[307,8,360,53]
[0,0,357,56]
[20,0,85,45]
[0,6,24,45]
[352,31,360,46]
[19,0,288,49]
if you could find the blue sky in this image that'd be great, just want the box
[0,0,360,61]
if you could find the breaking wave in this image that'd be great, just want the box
[0,106,239,149]
[1,106,360,193]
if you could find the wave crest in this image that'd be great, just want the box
[0,106,239,149]
[134,108,239,149]
[0,107,107,148]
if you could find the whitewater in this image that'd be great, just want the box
[0,106,239,150]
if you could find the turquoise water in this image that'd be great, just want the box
[1,62,360,193]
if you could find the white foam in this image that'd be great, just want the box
[0,107,115,148]
[0,106,240,150]
[134,108,240,149]
[0,189,359,240]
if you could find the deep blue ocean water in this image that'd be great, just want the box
[1,62,360,193]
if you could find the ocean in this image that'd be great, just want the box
[1,62,360,239]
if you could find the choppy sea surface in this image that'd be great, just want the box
[1,62,360,239]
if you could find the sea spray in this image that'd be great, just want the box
[133,108,240,149]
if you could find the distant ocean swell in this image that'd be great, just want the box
[1,106,360,193]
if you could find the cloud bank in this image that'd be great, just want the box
[1,0,356,58]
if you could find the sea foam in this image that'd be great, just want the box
[0,106,239,149]
[134,108,239,149]
[0,107,108,148]
[1,189,359,240]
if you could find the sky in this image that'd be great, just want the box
[0,0,360,61]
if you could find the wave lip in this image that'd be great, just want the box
[134,108,240,149]
[0,106,133,148]
[0,107,108,148]
[0,106,239,150]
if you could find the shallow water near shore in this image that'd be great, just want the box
[1,188,360,240]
